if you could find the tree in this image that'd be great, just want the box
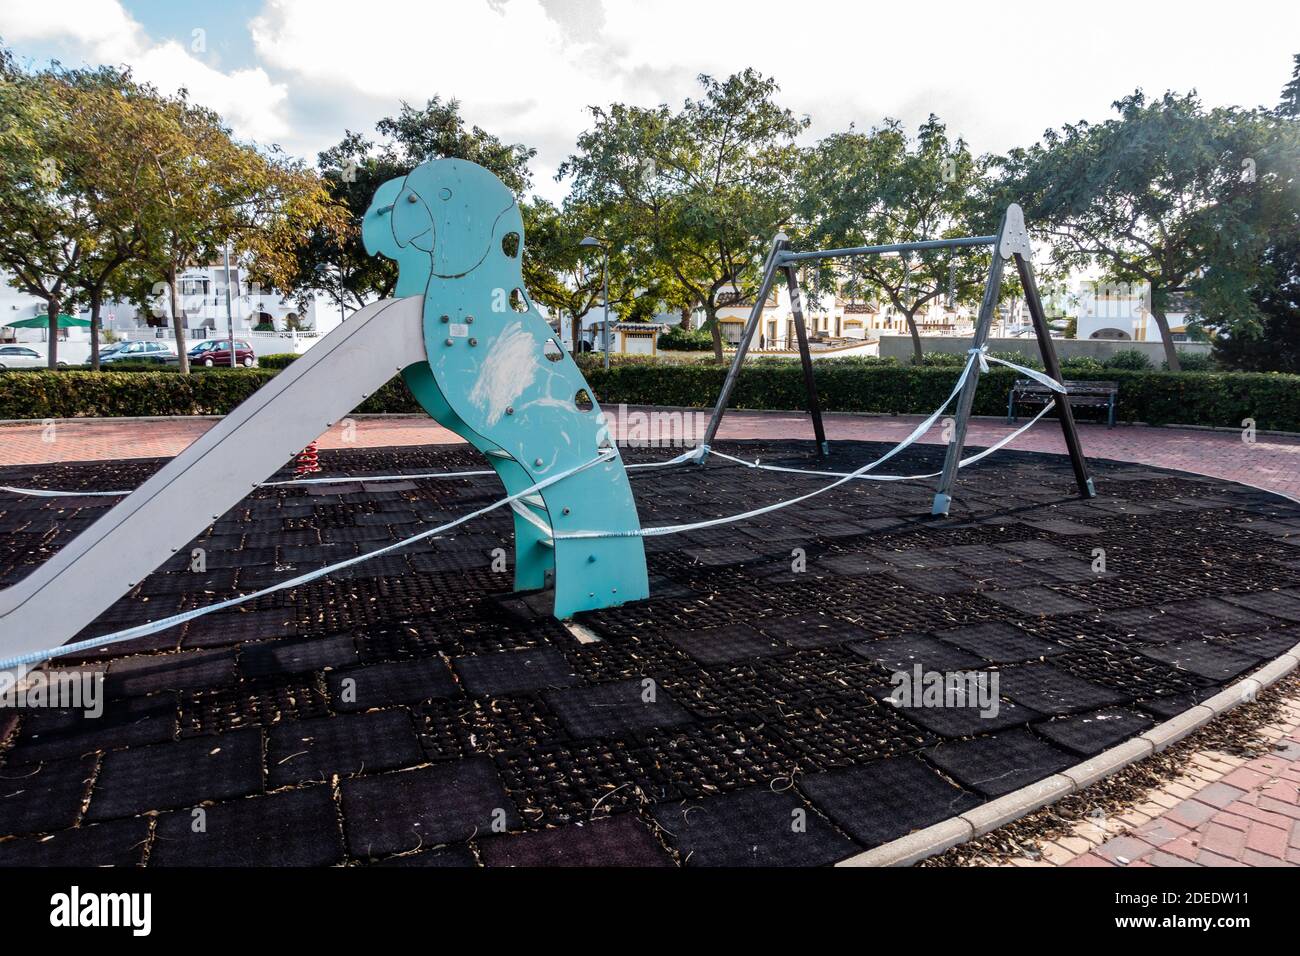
[299,98,536,310]
[0,56,94,367]
[63,67,156,369]
[1209,56,1300,371]
[1002,90,1280,370]
[131,93,347,373]
[796,116,993,364]
[561,70,807,362]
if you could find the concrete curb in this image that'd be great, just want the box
[834,641,1300,867]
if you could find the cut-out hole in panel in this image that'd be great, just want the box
[501,233,521,258]
[543,339,564,362]
[575,389,594,411]
[509,288,529,313]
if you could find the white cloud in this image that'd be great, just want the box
[3,0,1297,202]
[0,0,290,144]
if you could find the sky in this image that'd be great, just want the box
[2,0,1297,203]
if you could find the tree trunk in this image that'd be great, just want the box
[571,312,582,355]
[168,267,190,374]
[679,305,691,331]
[704,306,724,363]
[1150,307,1181,371]
[46,298,60,369]
[89,289,103,371]
[905,312,924,365]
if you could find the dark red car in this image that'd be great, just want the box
[189,339,257,367]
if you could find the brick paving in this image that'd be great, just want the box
[2,409,1298,501]
[1060,704,1300,869]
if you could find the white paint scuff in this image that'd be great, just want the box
[470,321,538,427]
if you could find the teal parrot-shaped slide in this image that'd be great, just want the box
[361,158,648,617]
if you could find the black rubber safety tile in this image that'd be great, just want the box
[937,544,1011,565]
[650,786,856,867]
[267,710,422,786]
[665,624,788,663]
[800,754,982,848]
[894,569,985,596]
[876,687,1043,739]
[1135,687,1221,719]
[496,737,648,823]
[1138,639,1261,682]
[763,697,935,768]
[1213,629,1300,663]
[544,679,692,739]
[371,845,479,867]
[480,813,673,867]
[932,622,1064,664]
[341,757,520,858]
[996,662,1126,715]
[183,609,300,649]
[452,648,579,696]
[924,728,1075,798]
[1164,597,1276,635]
[849,634,984,673]
[0,816,151,867]
[105,649,238,697]
[1015,517,1100,536]
[997,540,1070,561]
[151,785,343,866]
[1221,590,1300,625]
[0,754,95,835]
[178,681,330,736]
[240,634,358,677]
[1034,708,1155,757]
[86,728,264,822]
[817,553,883,575]
[327,659,459,711]
[683,546,762,567]
[871,549,960,570]
[6,693,178,764]
[1097,606,1202,643]
[756,612,856,649]
[980,587,1095,617]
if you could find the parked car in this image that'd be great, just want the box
[189,339,257,367]
[0,344,65,369]
[99,341,179,365]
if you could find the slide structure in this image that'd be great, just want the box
[0,158,648,668]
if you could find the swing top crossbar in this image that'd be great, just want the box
[777,234,996,265]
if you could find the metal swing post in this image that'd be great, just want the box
[700,233,789,454]
[782,259,829,456]
[930,209,1011,516]
[1013,248,1095,499]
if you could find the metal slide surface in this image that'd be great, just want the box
[0,295,426,666]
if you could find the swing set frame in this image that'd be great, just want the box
[699,203,1096,515]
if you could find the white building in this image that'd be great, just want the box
[1073,281,1195,341]
[1,263,337,363]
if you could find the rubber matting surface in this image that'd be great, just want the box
[2,438,1299,866]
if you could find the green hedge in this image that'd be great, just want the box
[2,361,1297,431]
[578,361,1300,431]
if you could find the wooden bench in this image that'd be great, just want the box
[1008,378,1118,428]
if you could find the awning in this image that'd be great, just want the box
[4,314,92,329]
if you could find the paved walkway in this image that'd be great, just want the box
[1055,696,1300,868]
[2,407,1299,868]
[2,409,1298,500]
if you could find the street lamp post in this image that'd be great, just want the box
[580,236,611,370]
[223,244,237,368]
